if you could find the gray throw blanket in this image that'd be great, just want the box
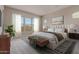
[45,32,64,41]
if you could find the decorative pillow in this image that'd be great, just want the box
[64,28,68,33]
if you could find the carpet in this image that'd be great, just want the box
[32,40,76,54]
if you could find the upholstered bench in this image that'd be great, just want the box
[28,36,49,47]
[36,39,49,47]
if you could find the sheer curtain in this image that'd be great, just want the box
[12,14,21,36]
[33,17,40,32]
[12,13,40,37]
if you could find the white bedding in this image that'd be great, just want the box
[30,32,67,50]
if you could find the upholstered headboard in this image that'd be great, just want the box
[48,25,65,33]
[47,25,70,33]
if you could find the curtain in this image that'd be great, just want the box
[33,17,40,32]
[12,14,21,35]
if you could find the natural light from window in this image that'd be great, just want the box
[33,17,39,32]
[21,17,33,32]
[12,14,21,33]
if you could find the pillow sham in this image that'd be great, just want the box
[47,28,55,32]
[55,28,65,33]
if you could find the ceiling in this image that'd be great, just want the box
[7,5,70,16]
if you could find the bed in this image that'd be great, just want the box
[28,25,68,50]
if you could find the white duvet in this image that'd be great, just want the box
[30,32,66,50]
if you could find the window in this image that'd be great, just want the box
[21,17,33,31]
[12,13,40,33]
[33,17,40,32]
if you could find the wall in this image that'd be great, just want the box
[0,5,4,34]
[42,6,79,30]
[0,5,4,11]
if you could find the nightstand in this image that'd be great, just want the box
[68,33,79,39]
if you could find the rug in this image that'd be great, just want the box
[32,40,76,54]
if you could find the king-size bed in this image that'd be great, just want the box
[28,32,67,50]
[28,25,68,50]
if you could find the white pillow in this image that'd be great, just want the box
[48,28,55,32]
[55,28,64,33]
